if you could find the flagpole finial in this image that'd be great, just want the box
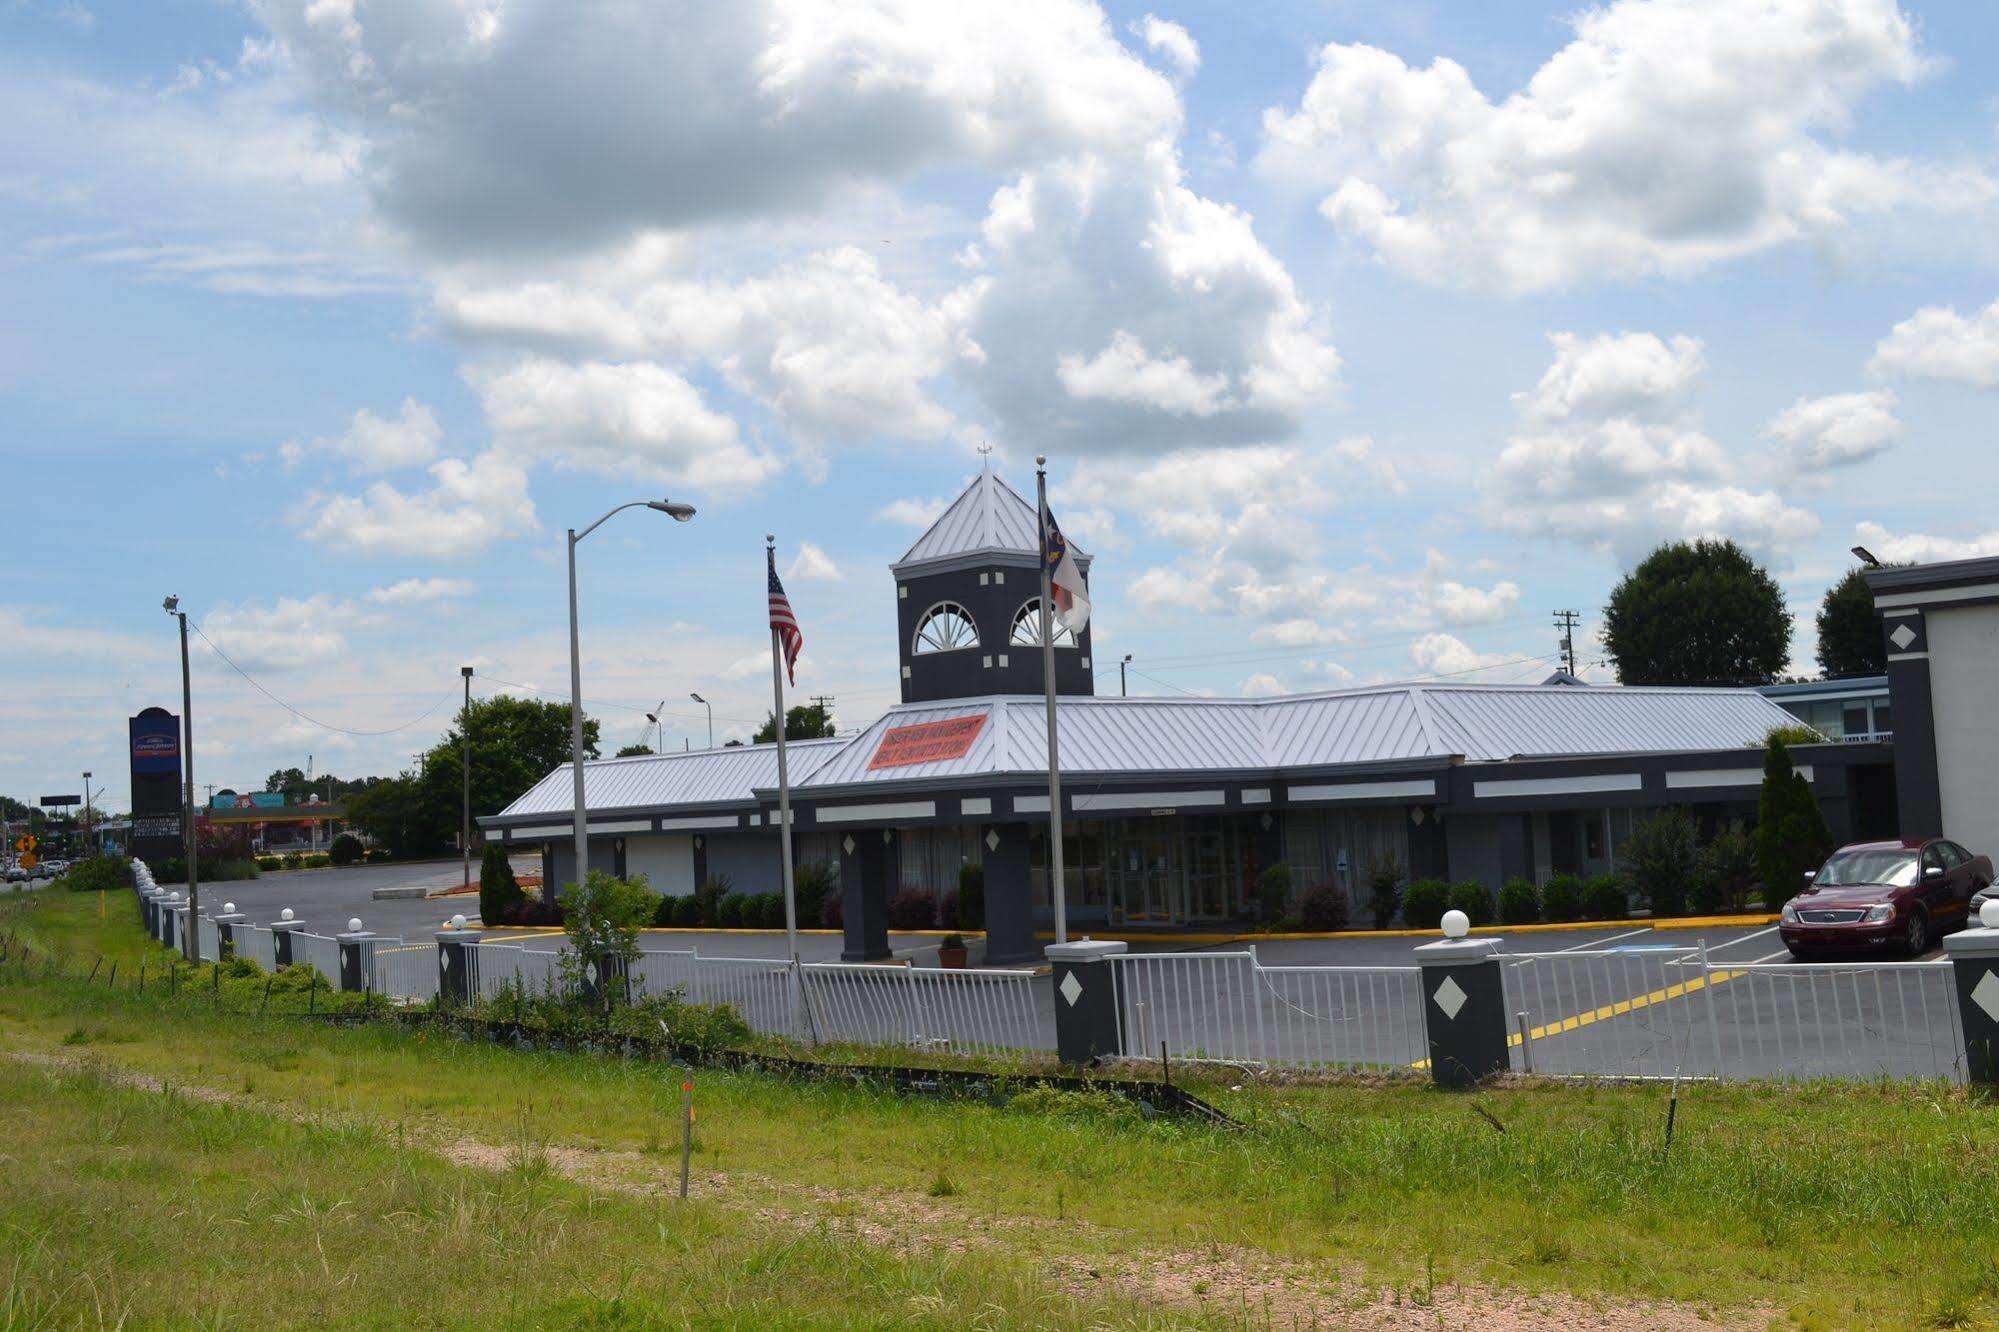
[765,533,775,547]
[1035,454,1046,468]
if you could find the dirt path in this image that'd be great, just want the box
[5,1048,1770,1331]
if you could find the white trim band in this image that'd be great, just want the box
[960,797,992,816]
[592,820,655,834]
[1665,765,1815,790]
[1240,788,1271,805]
[815,800,937,824]
[1290,778,1437,803]
[1072,790,1227,813]
[1875,582,1999,610]
[1474,773,1642,799]
[657,816,744,832]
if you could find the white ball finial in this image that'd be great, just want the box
[223,902,235,914]
[1441,909,1471,939]
[280,907,294,921]
[347,917,363,933]
[451,913,467,929]
[1982,899,1999,931]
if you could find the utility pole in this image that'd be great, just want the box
[1553,610,1580,677]
[163,595,198,959]
[81,772,93,852]
[809,694,835,736]
[461,665,474,891]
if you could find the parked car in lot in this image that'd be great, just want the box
[1780,838,1991,957]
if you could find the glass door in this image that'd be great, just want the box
[1111,821,1180,923]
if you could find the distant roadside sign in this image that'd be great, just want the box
[18,852,36,871]
[39,795,81,808]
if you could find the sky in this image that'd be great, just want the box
[4,0,1999,814]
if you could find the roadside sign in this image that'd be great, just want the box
[18,852,36,870]
[39,795,81,808]
[13,835,32,853]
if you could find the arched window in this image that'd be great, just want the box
[1010,598,1074,647]
[912,602,979,654]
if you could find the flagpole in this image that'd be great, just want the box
[1037,457,1067,947]
[767,537,801,974]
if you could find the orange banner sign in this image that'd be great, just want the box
[867,714,988,770]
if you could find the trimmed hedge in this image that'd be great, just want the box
[479,844,525,926]
[1541,873,1583,922]
[1298,882,1350,931]
[1447,880,1494,927]
[956,863,984,931]
[1583,874,1628,921]
[1498,876,1541,925]
[886,890,937,931]
[1401,878,1451,929]
[328,833,364,866]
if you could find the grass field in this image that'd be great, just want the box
[4,887,1999,1328]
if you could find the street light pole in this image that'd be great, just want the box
[81,771,93,852]
[1120,654,1132,698]
[163,596,198,959]
[460,665,474,891]
[566,499,696,897]
[690,692,712,749]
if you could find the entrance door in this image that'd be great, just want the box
[1113,823,1179,923]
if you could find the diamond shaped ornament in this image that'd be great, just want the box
[1974,970,1999,1024]
[1432,974,1468,1021]
[842,834,856,856]
[1410,807,1427,826]
[1059,970,1084,1006]
[1889,623,1918,651]
[985,829,1000,852]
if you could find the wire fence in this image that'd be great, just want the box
[1504,947,1709,1079]
[370,940,441,1002]
[1706,959,1963,1083]
[293,932,342,983]
[237,925,277,971]
[804,962,1050,1056]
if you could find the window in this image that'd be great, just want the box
[912,602,978,654]
[1873,700,1893,735]
[1842,704,1869,738]
[1938,842,1968,870]
[1009,598,1074,647]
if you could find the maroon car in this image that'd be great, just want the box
[1780,838,1992,958]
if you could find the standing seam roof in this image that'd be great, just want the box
[891,471,1088,570]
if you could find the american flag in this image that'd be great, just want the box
[768,546,803,684]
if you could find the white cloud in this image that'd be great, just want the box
[1257,0,1984,292]
[1763,389,1900,473]
[473,357,778,491]
[285,397,443,474]
[1851,520,1999,564]
[877,495,950,527]
[1408,632,1513,679]
[1057,330,1230,417]
[1869,297,1999,388]
[202,595,367,671]
[260,0,1181,256]
[1486,331,1818,563]
[298,452,538,557]
[1133,15,1199,78]
[365,577,473,605]
[786,541,845,582]
[1239,671,1285,697]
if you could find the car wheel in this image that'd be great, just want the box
[1902,908,1931,957]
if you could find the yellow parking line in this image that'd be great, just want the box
[1411,968,1746,1071]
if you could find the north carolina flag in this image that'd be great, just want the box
[1042,510,1091,635]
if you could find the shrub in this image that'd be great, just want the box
[1401,878,1451,929]
[1701,820,1755,912]
[1448,880,1494,927]
[793,862,831,928]
[328,833,364,866]
[1583,874,1628,921]
[365,848,392,863]
[693,875,732,925]
[558,871,661,972]
[1498,876,1541,924]
[1756,736,1833,909]
[1255,864,1294,922]
[256,856,282,871]
[887,890,937,931]
[716,894,745,928]
[671,895,702,928]
[57,854,131,894]
[1621,808,1701,917]
[957,862,985,930]
[1541,873,1583,922]
[145,857,258,883]
[1364,852,1404,930]
[1298,882,1350,931]
[821,890,844,930]
[938,888,960,930]
[478,844,525,926]
[755,892,785,929]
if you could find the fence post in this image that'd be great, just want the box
[1943,905,1999,1084]
[270,917,304,970]
[214,908,246,961]
[437,929,481,1008]
[336,926,378,993]
[1414,919,1509,1089]
[1247,945,1268,1063]
[580,952,627,1008]
[1046,939,1127,1065]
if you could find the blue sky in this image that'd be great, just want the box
[4,0,1998,812]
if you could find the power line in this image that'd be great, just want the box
[471,671,762,726]
[189,623,458,737]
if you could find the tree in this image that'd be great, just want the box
[1755,735,1833,909]
[1815,566,1896,678]
[1603,538,1790,685]
[615,743,655,758]
[753,701,836,744]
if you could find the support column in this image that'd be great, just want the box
[1414,935,1510,1088]
[1944,916,1999,1084]
[214,910,246,960]
[336,929,377,993]
[1047,939,1126,1065]
[436,930,479,1007]
[839,829,893,961]
[980,822,1036,965]
[271,918,304,969]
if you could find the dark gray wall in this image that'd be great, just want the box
[705,832,783,895]
[896,560,1095,703]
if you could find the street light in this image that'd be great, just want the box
[81,771,92,851]
[645,700,666,752]
[1119,654,1133,698]
[690,692,712,749]
[460,666,474,891]
[162,594,198,958]
[567,499,697,895]
[1851,545,1882,569]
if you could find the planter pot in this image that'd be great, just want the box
[938,946,968,970]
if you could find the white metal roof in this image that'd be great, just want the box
[890,471,1089,572]
[790,682,1805,791]
[496,737,846,818]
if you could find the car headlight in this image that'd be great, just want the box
[1862,903,1894,923]
[1781,903,1800,924]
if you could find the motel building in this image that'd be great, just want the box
[481,471,1897,964]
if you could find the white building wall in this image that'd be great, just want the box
[624,834,697,898]
[1928,604,1999,853]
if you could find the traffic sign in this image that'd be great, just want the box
[18,852,36,871]
[13,835,33,854]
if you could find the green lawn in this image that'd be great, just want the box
[4,886,1999,1328]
